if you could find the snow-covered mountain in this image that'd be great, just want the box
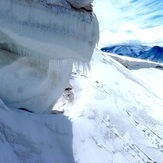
[140,46,163,63]
[1,49,163,163]
[101,45,163,63]
[101,45,150,58]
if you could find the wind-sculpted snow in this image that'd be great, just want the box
[0,103,75,163]
[0,49,74,113]
[0,0,99,113]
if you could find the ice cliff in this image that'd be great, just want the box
[0,0,99,113]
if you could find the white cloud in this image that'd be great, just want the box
[99,23,163,47]
[94,0,163,47]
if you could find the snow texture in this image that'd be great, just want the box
[1,49,163,162]
[56,50,163,163]
[0,0,99,62]
[0,49,73,113]
[1,0,163,162]
[0,105,75,163]
[0,0,99,113]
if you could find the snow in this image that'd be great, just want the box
[132,68,163,99]
[0,49,73,113]
[1,48,163,162]
[56,50,163,163]
[105,52,163,70]
[1,0,163,162]
[0,107,75,163]
[0,0,99,62]
[0,0,99,113]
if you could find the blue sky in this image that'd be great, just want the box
[93,0,163,46]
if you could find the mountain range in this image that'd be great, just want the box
[101,45,163,63]
[1,0,163,163]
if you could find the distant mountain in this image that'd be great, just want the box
[101,45,163,63]
[139,46,163,62]
[101,45,150,58]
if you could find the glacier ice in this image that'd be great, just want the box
[0,0,99,61]
[0,0,99,113]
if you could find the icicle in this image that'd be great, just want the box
[0,0,99,62]
[73,60,91,77]
[0,0,99,113]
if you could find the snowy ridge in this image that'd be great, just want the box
[106,52,163,70]
[1,49,163,162]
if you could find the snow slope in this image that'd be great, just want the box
[0,107,75,163]
[104,52,163,70]
[1,49,163,163]
[132,68,163,99]
[60,50,163,163]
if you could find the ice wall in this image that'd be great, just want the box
[0,0,99,113]
[0,0,99,62]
